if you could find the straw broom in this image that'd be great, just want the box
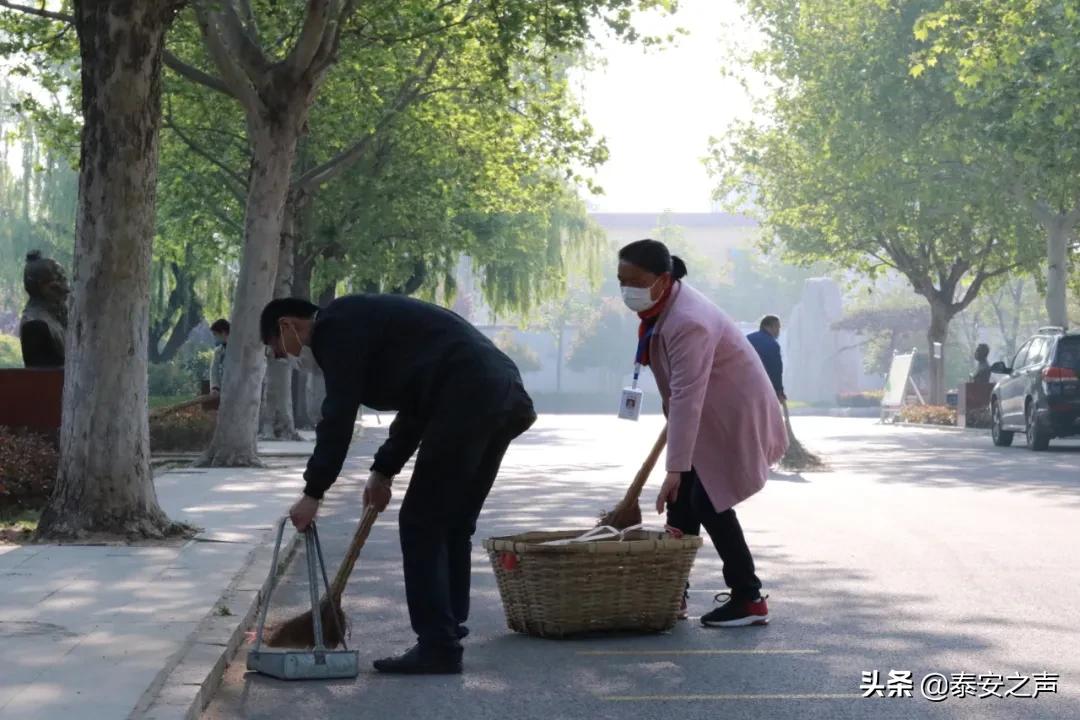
[779,400,826,470]
[264,505,379,649]
[598,425,668,530]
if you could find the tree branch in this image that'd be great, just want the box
[294,45,445,192]
[287,0,335,74]
[195,4,262,113]
[954,263,1016,315]
[164,114,247,193]
[163,50,235,98]
[1030,197,1056,227]
[0,0,72,23]
[238,0,259,43]
[208,200,244,234]
[220,0,270,77]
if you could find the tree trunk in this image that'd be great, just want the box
[259,194,301,440]
[292,241,315,429]
[927,302,950,406]
[199,123,301,466]
[149,261,203,363]
[1044,216,1070,329]
[1009,279,1024,358]
[38,1,183,540]
[555,321,564,394]
[306,284,336,425]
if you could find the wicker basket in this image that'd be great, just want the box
[483,528,703,638]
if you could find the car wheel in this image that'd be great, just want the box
[991,400,1013,447]
[1025,401,1051,451]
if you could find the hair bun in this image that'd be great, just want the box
[671,255,688,279]
[26,250,42,262]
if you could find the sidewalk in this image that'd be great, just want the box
[0,431,353,720]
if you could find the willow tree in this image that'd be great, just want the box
[713,0,1041,403]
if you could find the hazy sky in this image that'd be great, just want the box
[572,0,760,213]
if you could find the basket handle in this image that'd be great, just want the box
[539,526,620,546]
[538,524,660,546]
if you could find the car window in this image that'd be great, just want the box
[1026,338,1049,368]
[1012,341,1031,370]
[1055,337,1080,371]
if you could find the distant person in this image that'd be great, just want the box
[746,315,785,402]
[261,295,536,675]
[617,239,787,627]
[971,343,992,384]
[208,319,230,396]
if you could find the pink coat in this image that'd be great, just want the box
[649,282,788,512]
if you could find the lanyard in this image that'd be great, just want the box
[633,324,657,389]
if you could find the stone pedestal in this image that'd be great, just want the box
[0,368,63,431]
[958,382,993,428]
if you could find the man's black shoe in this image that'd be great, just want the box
[373,644,463,675]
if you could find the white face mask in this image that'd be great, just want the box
[621,280,660,313]
[280,325,321,375]
[295,345,321,375]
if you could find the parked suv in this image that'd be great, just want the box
[990,327,1080,450]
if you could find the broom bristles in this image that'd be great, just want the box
[597,498,642,530]
[780,401,826,470]
[780,437,826,470]
[264,597,348,649]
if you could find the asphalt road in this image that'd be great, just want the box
[202,415,1080,720]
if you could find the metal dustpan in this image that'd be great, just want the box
[247,518,359,680]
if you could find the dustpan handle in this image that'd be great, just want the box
[305,528,325,652]
[252,516,290,653]
[309,522,348,651]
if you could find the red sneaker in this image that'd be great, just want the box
[701,593,769,627]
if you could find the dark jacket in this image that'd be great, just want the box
[303,294,534,499]
[746,329,784,397]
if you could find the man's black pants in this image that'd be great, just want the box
[666,468,762,601]
[398,404,535,651]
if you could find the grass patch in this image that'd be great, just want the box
[0,506,41,543]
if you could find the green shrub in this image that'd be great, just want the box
[0,428,58,509]
[148,348,214,398]
[180,349,214,385]
[838,391,883,408]
[0,334,22,369]
[149,361,196,397]
[898,405,956,426]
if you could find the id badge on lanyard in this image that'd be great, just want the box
[618,367,644,421]
[619,328,652,421]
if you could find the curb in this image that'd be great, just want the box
[787,407,881,418]
[886,421,985,434]
[129,526,302,720]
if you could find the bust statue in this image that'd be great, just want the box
[970,343,991,384]
[19,250,69,368]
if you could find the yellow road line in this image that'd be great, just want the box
[602,693,857,702]
[576,649,819,656]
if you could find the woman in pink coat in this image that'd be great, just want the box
[617,239,788,627]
